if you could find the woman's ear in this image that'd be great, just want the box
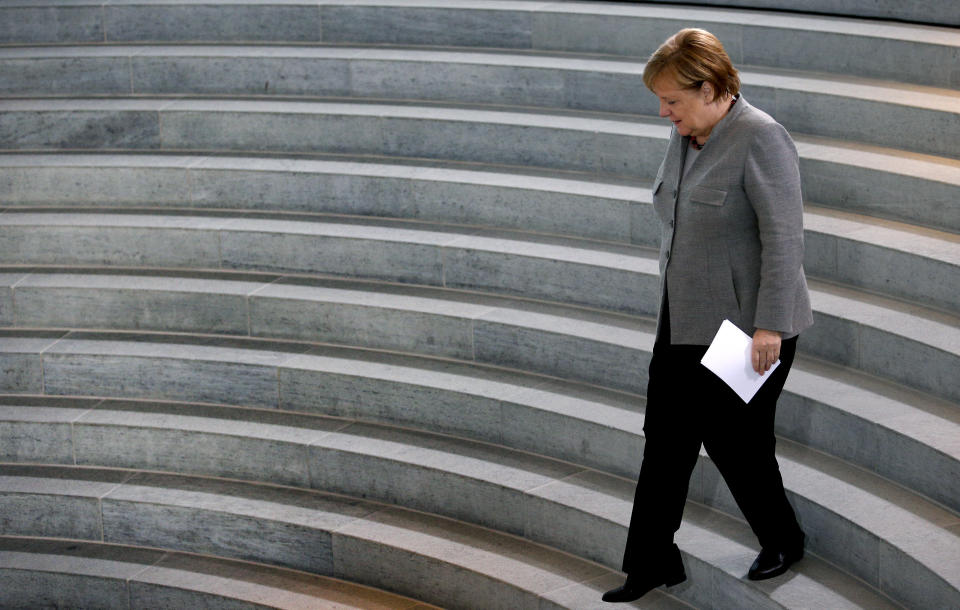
[701,82,713,101]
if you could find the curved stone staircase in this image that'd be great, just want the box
[1,2,958,608]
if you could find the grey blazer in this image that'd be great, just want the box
[653,95,814,345]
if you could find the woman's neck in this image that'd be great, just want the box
[692,95,736,148]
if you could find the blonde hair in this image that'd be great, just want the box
[643,28,740,102]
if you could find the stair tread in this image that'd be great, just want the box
[7,266,960,349]
[0,461,902,609]
[2,153,957,266]
[3,43,959,107]
[2,272,957,448]
[0,463,680,609]
[2,99,957,188]
[807,280,960,355]
[0,210,660,272]
[805,205,960,265]
[7,205,960,277]
[1,385,957,562]
[6,0,960,45]
[795,136,960,186]
[0,151,651,199]
[0,537,438,610]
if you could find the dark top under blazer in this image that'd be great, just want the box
[653,95,814,345]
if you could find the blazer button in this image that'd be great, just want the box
[668,220,675,228]
[672,190,678,198]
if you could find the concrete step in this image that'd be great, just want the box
[0,97,668,179]
[2,325,959,546]
[1,2,957,85]
[2,257,959,397]
[0,413,916,607]
[0,333,651,478]
[2,102,956,234]
[1,271,956,509]
[2,154,957,311]
[618,0,960,28]
[0,536,438,609]
[2,205,958,347]
[0,269,657,398]
[0,398,948,608]
[779,355,960,516]
[0,153,655,245]
[797,138,960,234]
[803,205,960,315]
[805,281,960,405]
[2,46,958,159]
[0,210,662,316]
[2,204,955,324]
[312,1,960,57]
[0,465,673,610]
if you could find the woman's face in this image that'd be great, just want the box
[651,75,716,139]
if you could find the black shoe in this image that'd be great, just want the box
[602,565,686,603]
[747,541,804,581]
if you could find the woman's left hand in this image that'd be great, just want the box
[752,328,782,375]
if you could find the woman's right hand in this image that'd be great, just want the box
[752,328,782,375]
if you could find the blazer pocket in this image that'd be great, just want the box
[690,186,727,206]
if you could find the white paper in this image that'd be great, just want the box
[700,319,780,403]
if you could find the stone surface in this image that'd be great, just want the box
[4,2,959,85]
[644,0,960,28]
[0,536,437,610]
[72,402,344,487]
[523,469,634,567]
[442,236,659,315]
[133,54,350,97]
[741,25,960,89]
[14,275,254,334]
[473,312,651,393]
[249,286,479,359]
[0,568,130,610]
[832,238,959,316]
[0,6,103,44]
[0,274,24,326]
[41,337,307,407]
[796,140,960,234]
[0,56,131,96]
[0,153,644,242]
[801,283,960,402]
[100,472,371,574]
[0,212,223,268]
[105,4,322,43]
[0,466,134,540]
[860,325,960,404]
[0,107,161,150]
[308,421,585,537]
[279,353,509,442]
[320,5,534,48]
[501,382,645,479]
[0,406,79,464]
[220,224,448,285]
[761,78,960,159]
[0,162,195,207]
[332,506,608,610]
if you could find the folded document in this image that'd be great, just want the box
[700,319,780,403]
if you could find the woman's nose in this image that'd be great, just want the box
[659,102,670,118]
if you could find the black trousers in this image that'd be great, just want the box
[621,302,803,575]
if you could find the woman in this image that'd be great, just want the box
[602,29,813,603]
